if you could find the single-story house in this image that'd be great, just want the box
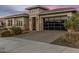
[0,5,78,32]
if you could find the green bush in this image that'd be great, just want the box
[11,27,22,35]
[64,13,79,32]
[1,30,14,37]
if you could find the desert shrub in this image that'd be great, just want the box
[63,32,79,43]
[11,27,22,35]
[1,29,14,37]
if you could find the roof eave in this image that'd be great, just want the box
[26,6,49,10]
[39,9,77,15]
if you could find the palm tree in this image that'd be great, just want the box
[64,13,79,32]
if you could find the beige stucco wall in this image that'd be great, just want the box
[4,10,74,32]
[24,17,29,30]
[29,17,32,31]
[5,17,29,31]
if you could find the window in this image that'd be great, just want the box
[16,21,23,26]
[8,20,12,26]
[19,21,23,26]
[20,21,23,26]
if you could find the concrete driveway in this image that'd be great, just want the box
[16,31,66,43]
[0,37,79,53]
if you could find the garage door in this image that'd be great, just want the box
[43,16,67,30]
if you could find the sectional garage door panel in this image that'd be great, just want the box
[43,16,67,30]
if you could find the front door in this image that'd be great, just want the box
[32,17,36,30]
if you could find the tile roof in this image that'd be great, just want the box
[40,8,77,15]
[26,5,49,10]
[3,13,29,18]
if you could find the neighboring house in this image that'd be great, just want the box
[0,5,78,32]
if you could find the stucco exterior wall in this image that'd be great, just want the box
[24,17,29,30]
[5,17,29,31]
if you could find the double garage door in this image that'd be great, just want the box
[43,16,67,30]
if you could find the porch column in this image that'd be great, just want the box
[36,16,40,31]
[29,18,32,31]
[12,18,15,27]
[39,17,43,31]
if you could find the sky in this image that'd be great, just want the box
[0,5,79,16]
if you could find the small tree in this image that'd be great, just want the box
[64,13,79,43]
[64,13,79,32]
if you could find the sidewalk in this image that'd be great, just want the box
[0,37,79,53]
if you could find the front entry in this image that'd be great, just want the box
[32,17,36,30]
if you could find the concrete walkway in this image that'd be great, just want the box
[0,37,79,53]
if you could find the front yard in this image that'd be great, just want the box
[51,32,79,49]
[0,27,29,37]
